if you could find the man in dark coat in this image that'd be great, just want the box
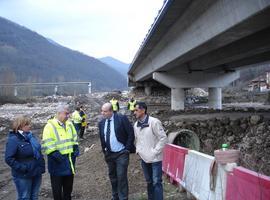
[98,102,135,200]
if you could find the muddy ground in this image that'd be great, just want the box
[1,92,270,199]
[0,134,187,200]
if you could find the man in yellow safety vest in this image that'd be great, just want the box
[79,105,87,139]
[72,107,82,134]
[42,104,79,200]
[127,98,136,112]
[110,97,119,112]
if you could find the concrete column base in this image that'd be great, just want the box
[145,86,152,96]
[209,87,222,109]
[171,88,185,110]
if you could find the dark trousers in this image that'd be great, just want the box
[141,160,163,200]
[79,126,85,138]
[105,150,129,200]
[73,123,81,135]
[50,175,74,200]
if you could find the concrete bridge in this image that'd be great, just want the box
[128,0,270,110]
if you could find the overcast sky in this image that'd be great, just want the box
[0,0,165,63]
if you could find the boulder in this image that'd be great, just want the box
[250,115,262,125]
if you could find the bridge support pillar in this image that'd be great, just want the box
[209,87,222,109]
[153,71,239,110]
[145,86,152,96]
[171,88,185,110]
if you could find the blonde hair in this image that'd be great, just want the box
[12,116,31,132]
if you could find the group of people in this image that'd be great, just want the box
[100,101,168,200]
[71,105,87,139]
[5,100,168,200]
[5,105,79,200]
[110,97,137,113]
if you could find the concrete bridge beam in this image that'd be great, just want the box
[153,71,239,88]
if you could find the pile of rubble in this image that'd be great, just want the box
[0,117,10,134]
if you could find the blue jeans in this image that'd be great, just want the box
[141,160,163,200]
[13,175,42,200]
[105,150,129,200]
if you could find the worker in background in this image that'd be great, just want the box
[127,97,136,112]
[133,102,168,200]
[72,107,82,134]
[79,105,87,139]
[110,97,119,112]
[42,104,79,200]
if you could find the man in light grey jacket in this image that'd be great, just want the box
[133,102,168,200]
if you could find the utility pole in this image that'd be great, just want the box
[88,82,92,94]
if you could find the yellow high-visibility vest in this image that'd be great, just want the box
[81,113,87,127]
[128,100,136,111]
[110,99,118,111]
[72,110,82,124]
[42,118,78,173]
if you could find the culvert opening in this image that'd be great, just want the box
[168,129,200,151]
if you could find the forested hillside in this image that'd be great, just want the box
[0,17,127,91]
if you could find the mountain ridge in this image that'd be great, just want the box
[99,56,129,77]
[0,16,127,91]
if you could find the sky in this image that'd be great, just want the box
[0,0,165,64]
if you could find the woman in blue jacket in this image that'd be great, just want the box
[5,116,45,200]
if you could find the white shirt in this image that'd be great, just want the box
[104,114,125,152]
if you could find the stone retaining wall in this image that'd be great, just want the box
[162,115,270,176]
